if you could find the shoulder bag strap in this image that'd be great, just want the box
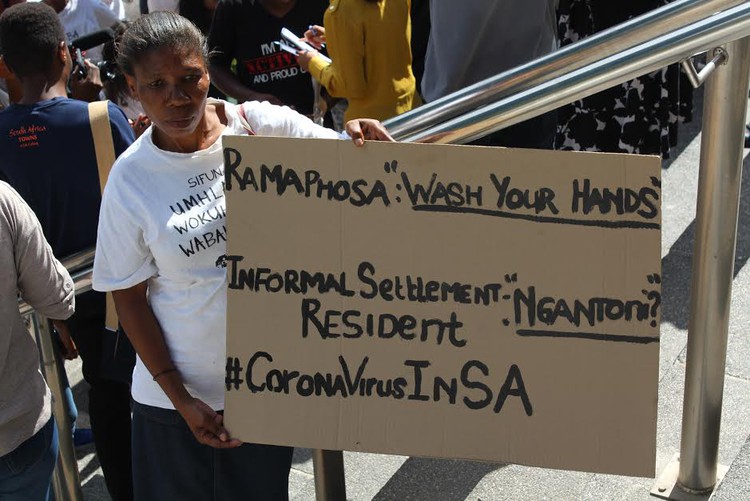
[88,100,119,332]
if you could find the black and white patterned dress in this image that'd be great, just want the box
[555,0,693,158]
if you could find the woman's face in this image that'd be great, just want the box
[126,46,209,140]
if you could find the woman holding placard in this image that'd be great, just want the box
[92,11,391,500]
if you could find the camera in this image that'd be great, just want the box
[71,50,118,82]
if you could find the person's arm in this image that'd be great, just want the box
[241,101,393,143]
[208,63,282,105]
[112,282,241,448]
[299,12,367,99]
[207,0,282,105]
[93,1,121,30]
[9,186,74,320]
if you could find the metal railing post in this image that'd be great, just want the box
[313,449,346,501]
[677,36,750,494]
[31,313,84,501]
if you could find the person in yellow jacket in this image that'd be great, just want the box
[296,0,420,122]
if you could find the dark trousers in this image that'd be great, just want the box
[0,417,57,501]
[66,291,133,501]
[469,109,558,150]
[132,402,294,501]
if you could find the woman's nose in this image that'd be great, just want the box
[167,83,190,103]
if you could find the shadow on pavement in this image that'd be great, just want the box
[372,457,504,501]
[660,153,750,330]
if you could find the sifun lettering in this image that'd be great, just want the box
[489,174,558,214]
[401,172,483,207]
[301,297,466,348]
[224,148,390,207]
[513,286,651,328]
[240,351,533,415]
[571,179,659,219]
[188,167,223,188]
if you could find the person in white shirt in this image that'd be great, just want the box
[43,0,122,62]
[92,11,391,501]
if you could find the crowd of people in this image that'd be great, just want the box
[0,0,705,500]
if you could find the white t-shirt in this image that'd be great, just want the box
[147,0,178,12]
[59,0,121,63]
[93,100,340,410]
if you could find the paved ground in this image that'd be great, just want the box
[64,89,750,500]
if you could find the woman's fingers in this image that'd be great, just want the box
[345,119,395,146]
[181,398,243,449]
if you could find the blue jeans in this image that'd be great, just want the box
[0,416,58,501]
[132,402,293,501]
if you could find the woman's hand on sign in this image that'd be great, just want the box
[176,397,242,449]
[345,119,395,146]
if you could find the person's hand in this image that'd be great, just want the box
[52,320,78,360]
[69,59,103,102]
[345,119,395,146]
[176,397,242,449]
[303,25,326,49]
[131,114,151,138]
[296,49,319,73]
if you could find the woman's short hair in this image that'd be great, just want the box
[0,3,66,79]
[116,11,208,76]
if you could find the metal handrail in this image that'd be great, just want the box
[400,2,750,144]
[19,248,95,501]
[384,0,746,140]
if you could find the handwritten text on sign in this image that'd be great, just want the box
[223,137,661,477]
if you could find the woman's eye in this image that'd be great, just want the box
[184,74,200,83]
[148,80,163,88]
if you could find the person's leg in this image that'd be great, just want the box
[65,291,133,501]
[0,416,58,501]
[216,441,293,501]
[470,109,558,150]
[131,402,213,501]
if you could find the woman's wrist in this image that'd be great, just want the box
[153,368,193,410]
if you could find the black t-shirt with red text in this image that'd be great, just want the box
[208,0,327,115]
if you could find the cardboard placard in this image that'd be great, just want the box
[223,136,661,477]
